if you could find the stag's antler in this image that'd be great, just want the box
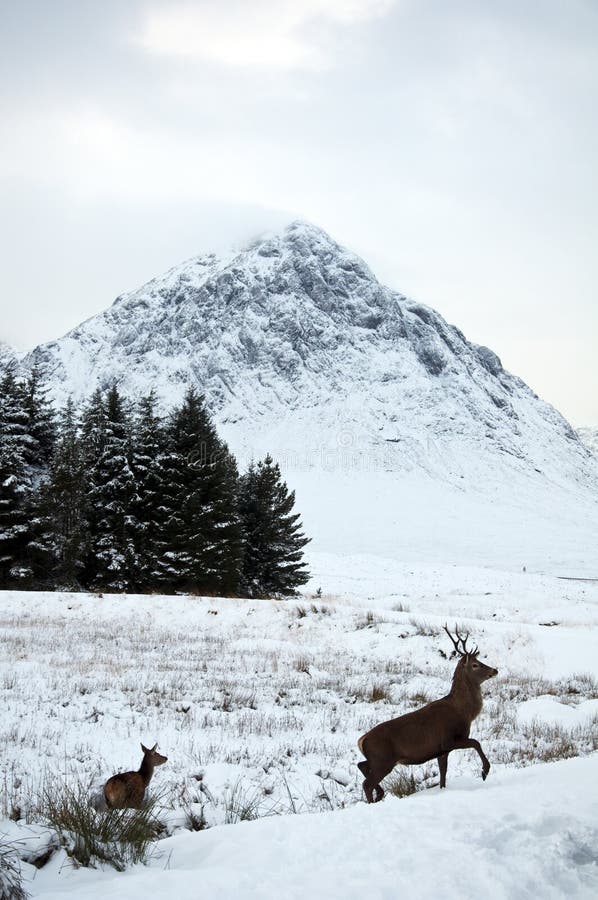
[443,623,479,658]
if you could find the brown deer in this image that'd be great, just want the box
[357,625,498,802]
[104,743,168,809]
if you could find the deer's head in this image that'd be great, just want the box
[443,624,498,684]
[141,743,168,766]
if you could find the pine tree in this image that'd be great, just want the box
[80,388,107,467]
[22,365,56,469]
[0,367,33,585]
[131,391,168,590]
[239,455,310,597]
[84,385,139,591]
[157,388,243,594]
[19,366,59,585]
[151,427,185,590]
[206,447,243,595]
[79,388,107,586]
[34,398,87,588]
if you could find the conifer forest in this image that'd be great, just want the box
[0,365,309,596]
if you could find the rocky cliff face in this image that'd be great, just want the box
[0,340,17,370]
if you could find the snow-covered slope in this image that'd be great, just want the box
[22,221,598,570]
[28,754,598,899]
[578,426,598,456]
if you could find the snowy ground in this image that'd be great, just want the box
[30,755,598,900]
[1,552,597,897]
[285,466,598,575]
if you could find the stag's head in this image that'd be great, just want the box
[443,624,498,684]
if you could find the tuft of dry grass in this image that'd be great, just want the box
[494,717,598,766]
[391,601,410,613]
[384,771,420,799]
[0,841,29,900]
[294,656,311,674]
[222,781,264,824]
[369,684,393,703]
[409,618,442,637]
[40,778,165,871]
[355,611,379,630]
[407,690,431,707]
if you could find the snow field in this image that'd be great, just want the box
[0,555,597,897]
[31,754,598,899]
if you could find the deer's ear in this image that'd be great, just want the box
[151,743,158,752]
[141,743,148,753]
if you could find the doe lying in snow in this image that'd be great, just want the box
[357,625,498,802]
[104,742,168,809]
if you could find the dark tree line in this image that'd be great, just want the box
[0,366,309,596]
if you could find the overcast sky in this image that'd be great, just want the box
[1,0,597,424]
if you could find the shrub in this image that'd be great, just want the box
[385,771,420,799]
[40,779,164,871]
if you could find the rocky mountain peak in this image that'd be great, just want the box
[19,221,596,492]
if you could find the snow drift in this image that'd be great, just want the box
[28,754,598,899]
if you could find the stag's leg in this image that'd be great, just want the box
[358,760,370,797]
[363,779,377,803]
[437,752,449,789]
[363,756,395,803]
[363,776,385,803]
[358,759,375,803]
[357,760,369,777]
[373,783,385,803]
[358,760,379,803]
[360,762,384,803]
[452,738,491,780]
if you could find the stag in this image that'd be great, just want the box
[104,743,167,809]
[357,625,498,802]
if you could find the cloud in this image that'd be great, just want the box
[135,0,397,69]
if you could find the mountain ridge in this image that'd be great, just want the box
[19,221,594,495]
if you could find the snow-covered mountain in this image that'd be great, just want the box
[25,223,592,474]
[20,221,598,569]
